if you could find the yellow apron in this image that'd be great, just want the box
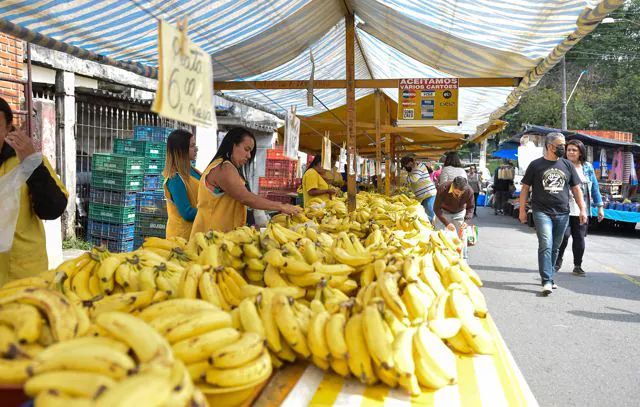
[302,168,330,209]
[190,159,247,236]
[163,167,201,240]
[0,156,68,285]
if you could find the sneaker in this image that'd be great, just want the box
[552,282,558,289]
[542,282,553,295]
[573,266,586,276]
[554,258,563,272]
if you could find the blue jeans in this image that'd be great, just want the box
[422,196,436,222]
[533,211,569,285]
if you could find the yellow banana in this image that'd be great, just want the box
[287,272,326,287]
[71,261,95,300]
[363,303,394,370]
[313,263,354,277]
[246,258,266,272]
[138,298,219,322]
[413,323,457,388]
[179,264,203,299]
[392,327,416,378]
[281,257,314,276]
[94,372,171,407]
[257,291,282,353]
[330,357,350,377]
[401,281,431,322]
[96,312,173,365]
[37,336,129,358]
[87,290,156,318]
[0,358,30,384]
[138,266,158,291]
[24,371,117,398]
[33,390,94,407]
[187,361,209,382]
[0,303,43,344]
[273,294,310,358]
[263,264,289,288]
[165,310,232,344]
[239,297,266,339]
[374,363,399,388]
[325,310,348,360]
[205,350,272,387]
[210,331,265,368]
[333,247,372,267]
[198,271,229,310]
[263,249,286,268]
[96,255,123,294]
[172,327,240,364]
[242,243,262,259]
[307,310,331,361]
[345,313,377,385]
[379,273,409,319]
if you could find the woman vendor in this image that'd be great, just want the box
[162,129,201,239]
[191,127,301,235]
[0,97,68,284]
[302,155,336,208]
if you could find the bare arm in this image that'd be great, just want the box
[518,184,530,223]
[208,163,300,215]
[307,188,335,196]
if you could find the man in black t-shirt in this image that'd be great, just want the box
[519,133,587,296]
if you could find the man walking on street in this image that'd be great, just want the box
[493,159,515,215]
[401,156,438,221]
[519,133,587,296]
[434,176,475,259]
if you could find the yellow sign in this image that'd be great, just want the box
[152,20,215,128]
[397,78,458,127]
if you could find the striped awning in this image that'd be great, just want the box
[0,0,625,137]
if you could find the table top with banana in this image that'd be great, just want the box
[0,191,536,407]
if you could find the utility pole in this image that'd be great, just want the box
[561,56,568,131]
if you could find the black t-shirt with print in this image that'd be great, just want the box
[521,157,581,215]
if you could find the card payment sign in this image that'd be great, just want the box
[397,78,458,124]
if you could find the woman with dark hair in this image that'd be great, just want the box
[190,127,301,235]
[438,151,467,184]
[0,96,67,284]
[162,129,201,239]
[555,139,604,276]
[302,155,335,208]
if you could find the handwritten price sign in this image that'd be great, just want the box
[152,19,215,128]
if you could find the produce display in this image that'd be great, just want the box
[0,192,495,406]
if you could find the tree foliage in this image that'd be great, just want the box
[498,0,640,142]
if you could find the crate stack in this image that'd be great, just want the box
[88,154,144,252]
[259,146,301,204]
[128,126,172,248]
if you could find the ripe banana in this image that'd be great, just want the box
[87,290,156,318]
[273,294,310,358]
[96,255,123,294]
[242,243,262,259]
[198,272,229,310]
[413,323,457,388]
[210,331,265,368]
[33,390,94,407]
[449,289,495,354]
[333,247,372,267]
[362,303,394,370]
[325,311,348,360]
[281,257,314,276]
[0,358,31,384]
[392,327,416,378]
[205,350,272,387]
[29,343,136,379]
[96,312,173,365]
[24,371,117,398]
[429,318,462,339]
[0,303,43,344]
[138,298,219,322]
[179,264,204,299]
[172,327,240,364]
[257,291,282,353]
[36,336,129,358]
[94,371,172,407]
[0,288,79,342]
[307,310,331,361]
[344,313,377,385]
[239,297,266,339]
[164,310,232,344]
[379,273,409,319]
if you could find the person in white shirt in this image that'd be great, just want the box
[438,152,467,184]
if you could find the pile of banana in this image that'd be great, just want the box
[23,311,207,406]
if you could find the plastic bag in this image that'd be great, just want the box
[0,153,42,252]
[465,225,479,247]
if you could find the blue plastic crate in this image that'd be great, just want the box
[90,235,134,253]
[134,126,174,142]
[136,191,167,216]
[88,220,135,241]
[134,235,144,250]
[143,174,164,191]
[90,189,137,207]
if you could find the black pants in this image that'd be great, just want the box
[557,215,588,266]
[473,192,479,215]
[494,190,510,214]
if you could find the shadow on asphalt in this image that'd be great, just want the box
[471,265,536,274]
[480,279,541,295]
[567,307,640,323]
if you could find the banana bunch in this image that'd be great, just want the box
[22,311,207,407]
[191,266,248,310]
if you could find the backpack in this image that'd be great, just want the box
[497,166,514,181]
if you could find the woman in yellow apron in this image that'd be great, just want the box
[0,97,68,285]
[191,127,301,235]
[302,155,336,208]
[162,129,201,239]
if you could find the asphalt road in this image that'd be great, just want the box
[468,206,640,407]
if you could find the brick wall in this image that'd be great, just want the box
[0,33,24,117]
[573,130,633,143]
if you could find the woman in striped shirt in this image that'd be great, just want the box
[401,156,437,222]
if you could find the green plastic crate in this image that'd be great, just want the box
[89,202,136,223]
[144,158,165,174]
[91,171,143,191]
[113,139,166,159]
[92,154,145,175]
[135,213,167,231]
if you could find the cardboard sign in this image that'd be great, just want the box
[322,136,332,171]
[397,78,458,126]
[152,19,215,128]
[284,107,300,160]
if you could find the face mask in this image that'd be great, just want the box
[555,145,566,157]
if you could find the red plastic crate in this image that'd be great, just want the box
[267,147,286,160]
[267,191,295,204]
[259,177,289,188]
[265,168,291,179]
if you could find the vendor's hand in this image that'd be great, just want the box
[445,223,456,232]
[519,209,528,224]
[579,209,588,225]
[597,207,604,223]
[280,203,302,216]
[5,128,36,162]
